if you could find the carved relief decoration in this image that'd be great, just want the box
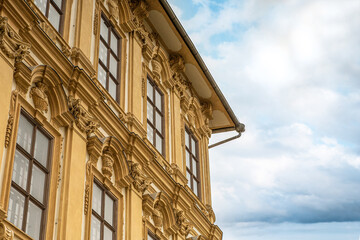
[5,91,18,148]
[0,221,14,240]
[102,147,114,179]
[153,203,164,228]
[0,17,30,62]
[128,0,149,21]
[128,160,152,193]
[39,21,57,42]
[68,96,100,135]
[30,81,49,113]
[175,209,193,236]
[107,0,119,20]
[84,183,90,215]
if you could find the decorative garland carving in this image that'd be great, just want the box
[0,221,14,240]
[84,183,90,215]
[5,91,18,148]
[0,17,30,62]
[93,0,100,35]
[128,161,152,193]
[68,96,100,135]
[4,114,13,148]
[30,81,49,113]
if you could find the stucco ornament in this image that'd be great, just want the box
[153,203,163,228]
[0,221,14,240]
[129,161,152,193]
[107,0,119,20]
[0,16,30,62]
[102,148,114,179]
[175,209,193,235]
[68,96,100,135]
[30,81,49,113]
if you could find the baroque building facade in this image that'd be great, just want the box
[0,0,244,240]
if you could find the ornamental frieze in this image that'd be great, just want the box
[0,16,30,62]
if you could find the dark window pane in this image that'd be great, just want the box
[34,129,50,167]
[12,150,29,190]
[34,0,47,14]
[48,4,61,31]
[109,54,118,78]
[192,159,197,176]
[109,78,117,100]
[99,41,108,65]
[193,180,198,196]
[90,215,101,240]
[17,114,34,153]
[185,131,189,148]
[30,165,46,203]
[110,31,118,54]
[155,111,162,133]
[104,225,113,240]
[155,133,162,154]
[147,124,154,145]
[100,18,108,39]
[155,90,162,110]
[186,171,191,187]
[104,194,114,226]
[8,188,25,229]
[98,64,107,88]
[26,201,42,240]
[147,103,153,123]
[186,152,190,169]
[191,139,196,155]
[147,80,153,101]
[92,183,102,214]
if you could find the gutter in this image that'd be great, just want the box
[158,0,245,136]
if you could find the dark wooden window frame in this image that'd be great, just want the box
[185,126,201,198]
[9,109,53,240]
[98,13,121,102]
[148,230,160,240]
[34,0,66,34]
[91,178,118,240]
[146,76,165,156]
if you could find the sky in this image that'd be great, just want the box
[167,0,360,239]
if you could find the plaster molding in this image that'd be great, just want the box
[0,16,30,62]
[30,81,49,113]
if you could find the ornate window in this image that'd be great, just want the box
[7,111,53,240]
[146,77,164,155]
[34,0,65,33]
[185,127,200,198]
[91,178,117,240]
[98,14,121,102]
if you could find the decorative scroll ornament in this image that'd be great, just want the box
[0,17,30,62]
[68,96,100,135]
[169,54,185,73]
[0,221,14,240]
[128,161,152,193]
[30,81,49,113]
[102,148,114,179]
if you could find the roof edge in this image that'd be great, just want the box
[158,0,245,134]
